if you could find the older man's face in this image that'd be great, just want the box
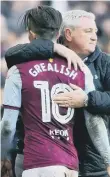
[68,17,98,56]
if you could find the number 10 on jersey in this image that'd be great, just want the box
[34,81,74,124]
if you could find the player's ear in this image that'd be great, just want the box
[28,30,37,42]
[56,32,60,40]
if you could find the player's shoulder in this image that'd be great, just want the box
[8,65,19,75]
[6,66,16,80]
[54,54,66,62]
[6,65,21,83]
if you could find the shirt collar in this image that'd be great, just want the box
[83,57,88,62]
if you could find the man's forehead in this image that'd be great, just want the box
[78,17,97,29]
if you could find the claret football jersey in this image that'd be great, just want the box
[4,55,93,170]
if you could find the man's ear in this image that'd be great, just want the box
[64,28,73,42]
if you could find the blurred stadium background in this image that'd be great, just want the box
[1,0,110,112]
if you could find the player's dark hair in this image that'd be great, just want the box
[22,6,62,39]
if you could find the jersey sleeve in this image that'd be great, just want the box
[3,65,22,110]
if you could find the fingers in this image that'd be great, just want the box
[67,58,77,71]
[55,101,70,107]
[67,58,79,71]
[53,99,73,108]
[59,104,69,107]
[69,57,85,72]
[54,100,70,106]
[67,53,85,72]
[53,96,69,102]
[57,102,73,108]
[73,60,77,71]
[53,92,71,100]
[69,83,81,90]
[54,100,66,104]
[77,60,85,72]
[67,59,71,70]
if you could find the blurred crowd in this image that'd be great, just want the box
[1,0,110,109]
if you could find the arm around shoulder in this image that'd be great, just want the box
[5,39,54,69]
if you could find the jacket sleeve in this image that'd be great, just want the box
[87,56,110,114]
[5,39,54,69]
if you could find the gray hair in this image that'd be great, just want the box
[60,10,95,36]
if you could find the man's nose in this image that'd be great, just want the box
[91,32,97,41]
